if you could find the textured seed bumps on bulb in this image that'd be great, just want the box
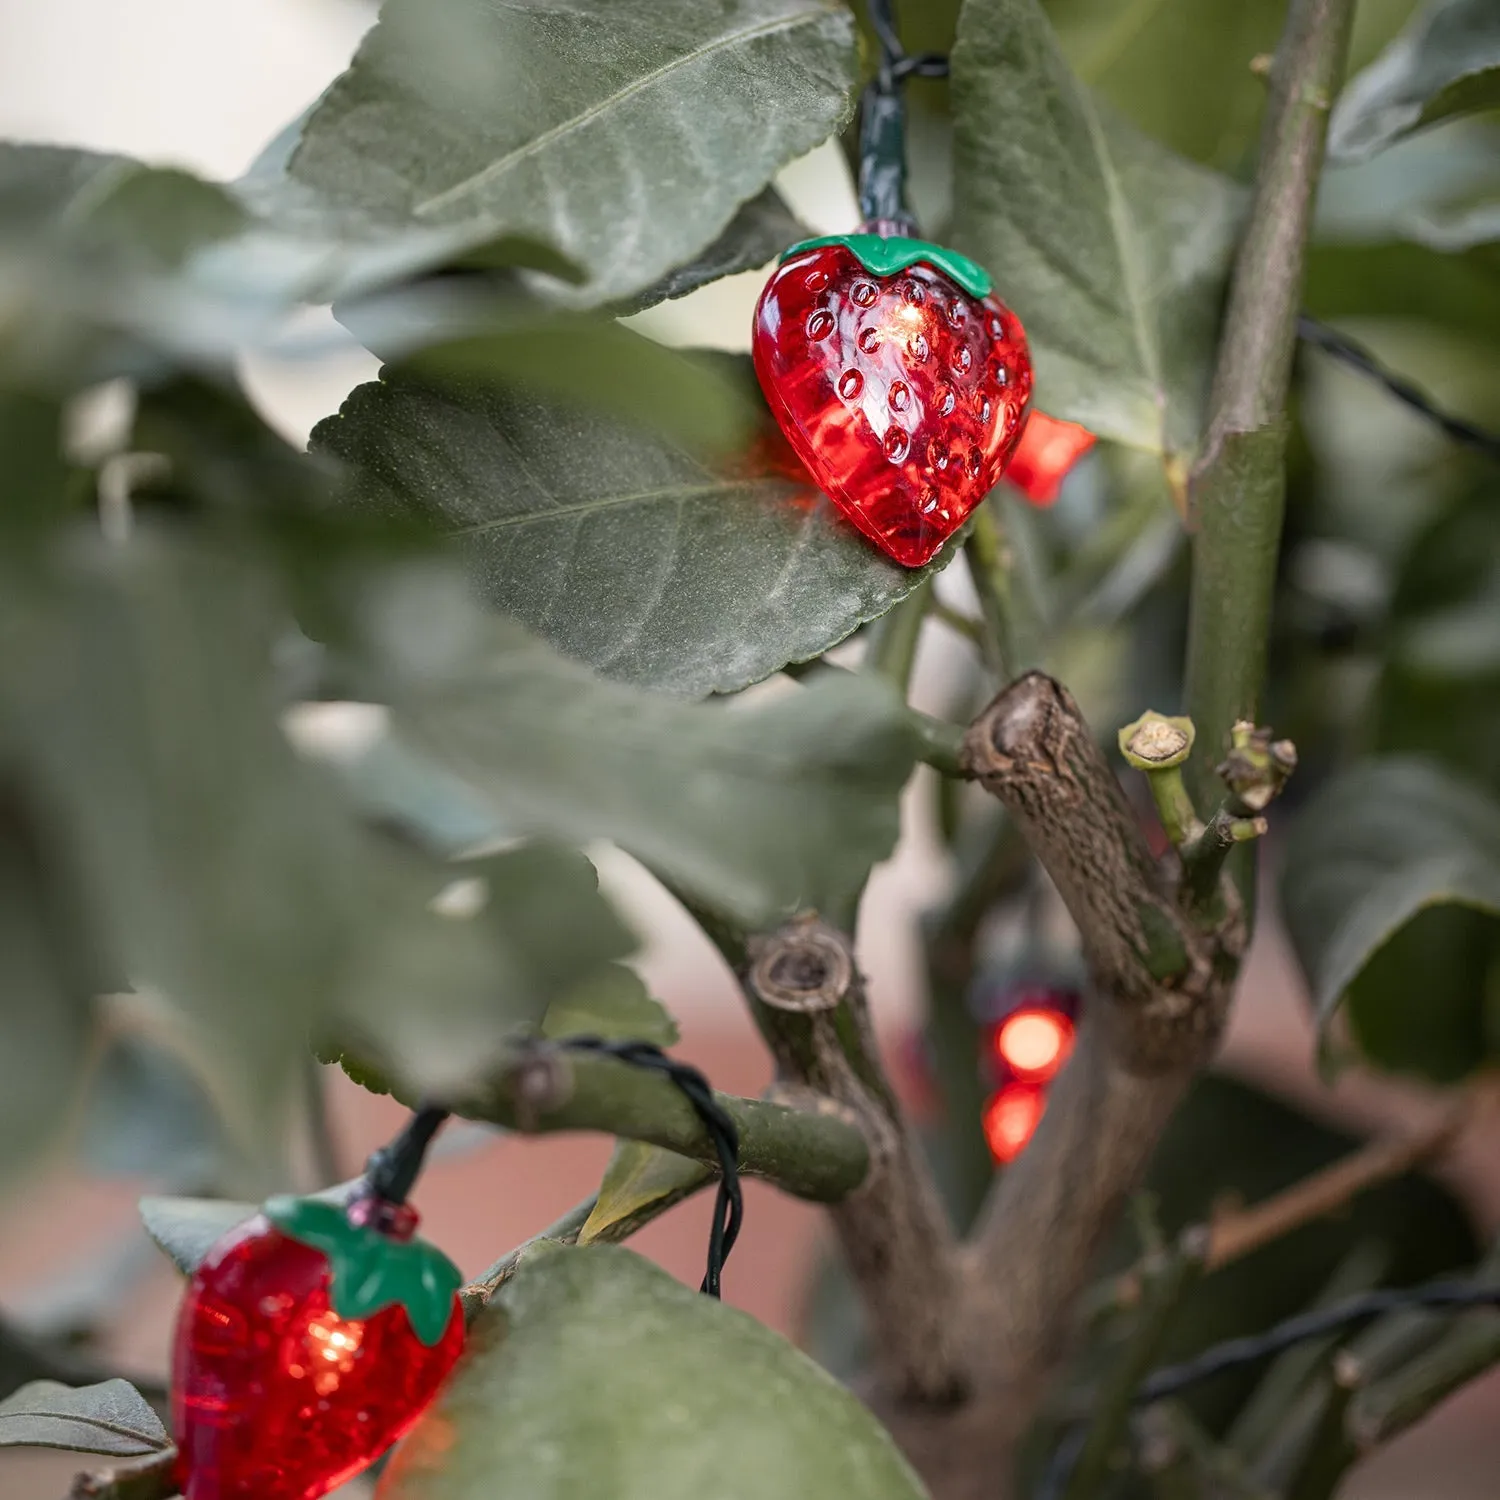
[753,234,1034,567]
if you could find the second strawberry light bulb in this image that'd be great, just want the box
[977,986,1078,1164]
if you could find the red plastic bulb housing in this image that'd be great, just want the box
[753,235,1033,567]
[1001,411,1096,506]
[171,1195,464,1500]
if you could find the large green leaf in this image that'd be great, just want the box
[1280,758,1500,1081]
[950,0,1244,469]
[275,0,856,309]
[138,1195,262,1277]
[334,312,757,456]
[0,531,635,1132]
[541,966,679,1048]
[0,145,256,384]
[78,1033,228,1184]
[380,1244,928,1500]
[0,781,98,1190]
[0,532,346,1120]
[1375,483,1500,786]
[0,1379,169,1458]
[1046,0,1286,170]
[1328,0,1500,164]
[622,188,810,314]
[0,143,583,392]
[1304,239,1500,344]
[346,578,923,927]
[313,358,950,697]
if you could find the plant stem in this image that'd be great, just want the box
[452,1042,869,1203]
[865,579,931,690]
[68,1455,178,1500]
[931,600,986,647]
[1183,0,1355,809]
[964,501,1022,679]
[912,711,966,777]
[1179,805,1266,920]
[1349,1280,1500,1448]
[467,1196,599,1302]
[922,813,1033,1225]
[1063,1232,1208,1500]
[736,915,967,1405]
[1098,1098,1471,1314]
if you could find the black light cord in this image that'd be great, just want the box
[861,0,921,228]
[559,1036,745,1299]
[1297,314,1500,463]
[364,1103,451,1205]
[1037,1277,1500,1498]
[362,1040,745,1298]
[1138,1278,1500,1405]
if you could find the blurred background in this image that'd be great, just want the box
[1,0,1498,1495]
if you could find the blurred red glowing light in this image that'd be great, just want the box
[982,1083,1047,1164]
[993,1007,1074,1081]
[1001,411,1096,505]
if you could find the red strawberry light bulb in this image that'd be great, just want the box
[753,232,1034,567]
[172,1171,464,1500]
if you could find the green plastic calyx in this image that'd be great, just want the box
[264,1195,463,1347]
[780,234,994,298]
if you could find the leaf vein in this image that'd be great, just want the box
[414,7,834,217]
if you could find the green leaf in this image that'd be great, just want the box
[542,966,679,1048]
[0,144,581,389]
[579,1142,712,1245]
[264,1195,462,1347]
[1375,484,1500,786]
[347,581,923,926]
[0,530,636,1137]
[328,842,637,1094]
[78,1033,228,1184]
[1280,758,1500,1082]
[950,0,1244,466]
[1304,238,1500,345]
[312,356,950,697]
[380,1244,929,1500]
[0,1380,169,1458]
[1046,0,1287,170]
[339,315,758,456]
[0,780,98,1191]
[1328,0,1500,164]
[138,1195,259,1277]
[624,188,810,314]
[273,0,857,308]
[0,145,254,384]
[1050,1075,1481,1438]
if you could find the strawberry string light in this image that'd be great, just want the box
[974,983,1080,1165]
[750,1,1035,567]
[171,1106,465,1500]
[166,1040,746,1500]
[749,0,1100,564]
